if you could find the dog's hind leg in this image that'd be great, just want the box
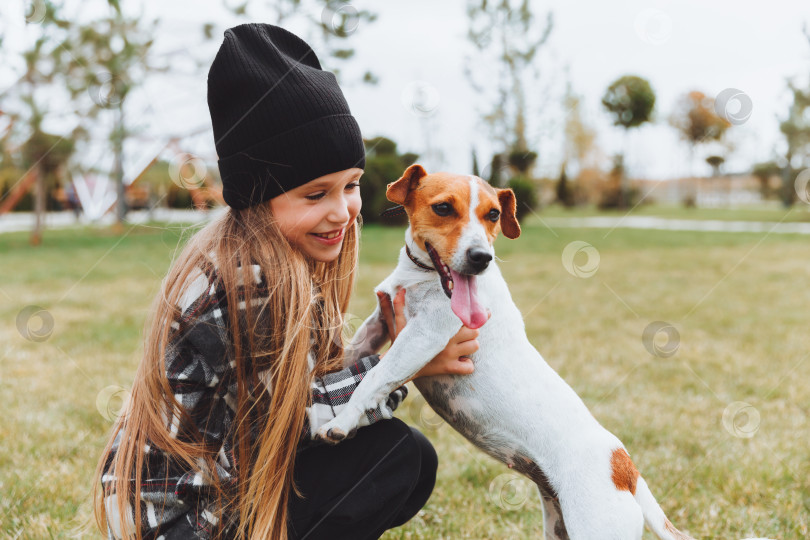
[540,494,569,540]
[511,453,570,540]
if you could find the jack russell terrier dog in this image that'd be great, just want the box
[316,164,696,540]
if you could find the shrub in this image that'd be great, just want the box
[506,175,537,223]
[359,137,417,226]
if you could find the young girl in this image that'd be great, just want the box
[92,23,482,540]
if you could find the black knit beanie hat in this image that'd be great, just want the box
[207,23,366,209]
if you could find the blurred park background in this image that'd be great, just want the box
[1,0,809,538]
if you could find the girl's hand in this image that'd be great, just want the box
[377,288,406,344]
[377,287,491,382]
[408,320,487,382]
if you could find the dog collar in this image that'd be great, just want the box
[405,244,435,272]
[380,204,405,218]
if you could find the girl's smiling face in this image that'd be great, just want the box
[269,167,363,263]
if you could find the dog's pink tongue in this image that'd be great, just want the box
[449,268,488,329]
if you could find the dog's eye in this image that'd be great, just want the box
[432,202,453,216]
[488,209,500,222]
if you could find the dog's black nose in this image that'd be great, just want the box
[466,248,492,272]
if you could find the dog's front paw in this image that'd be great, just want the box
[316,417,359,444]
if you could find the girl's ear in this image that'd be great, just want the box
[497,188,521,239]
[386,164,428,205]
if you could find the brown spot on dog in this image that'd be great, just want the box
[387,165,471,264]
[386,163,427,205]
[472,178,520,243]
[474,180,500,244]
[610,448,639,495]
[496,188,520,239]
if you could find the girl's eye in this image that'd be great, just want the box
[304,182,360,201]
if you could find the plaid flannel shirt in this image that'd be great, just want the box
[101,263,408,539]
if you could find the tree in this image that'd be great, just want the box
[778,25,810,207]
[670,90,731,205]
[464,0,553,170]
[602,75,656,130]
[507,174,537,223]
[52,3,159,226]
[21,130,75,243]
[563,78,598,173]
[488,153,506,188]
[471,147,480,177]
[555,163,575,208]
[598,155,640,209]
[670,90,731,172]
[217,0,379,85]
[0,0,79,244]
[601,75,655,208]
[705,155,725,177]
[752,161,781,199]
[360,136,418,226]
[507,149,537,176]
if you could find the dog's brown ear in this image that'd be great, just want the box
[497,188,521,239]
[386,164,428,204]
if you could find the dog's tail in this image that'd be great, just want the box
[634,475,697,540]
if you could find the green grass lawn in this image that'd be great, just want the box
[1,219,808,539]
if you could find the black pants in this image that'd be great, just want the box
[287,417,438,540]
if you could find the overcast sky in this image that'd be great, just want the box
[2,0,809,183]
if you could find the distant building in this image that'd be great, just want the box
[632,173,770,207]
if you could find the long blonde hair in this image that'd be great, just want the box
[91,201,361,539]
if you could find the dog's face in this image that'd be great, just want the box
[386,164,520,329]
[387,163,521,274]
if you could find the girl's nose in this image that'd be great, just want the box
[328,195,352,223]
